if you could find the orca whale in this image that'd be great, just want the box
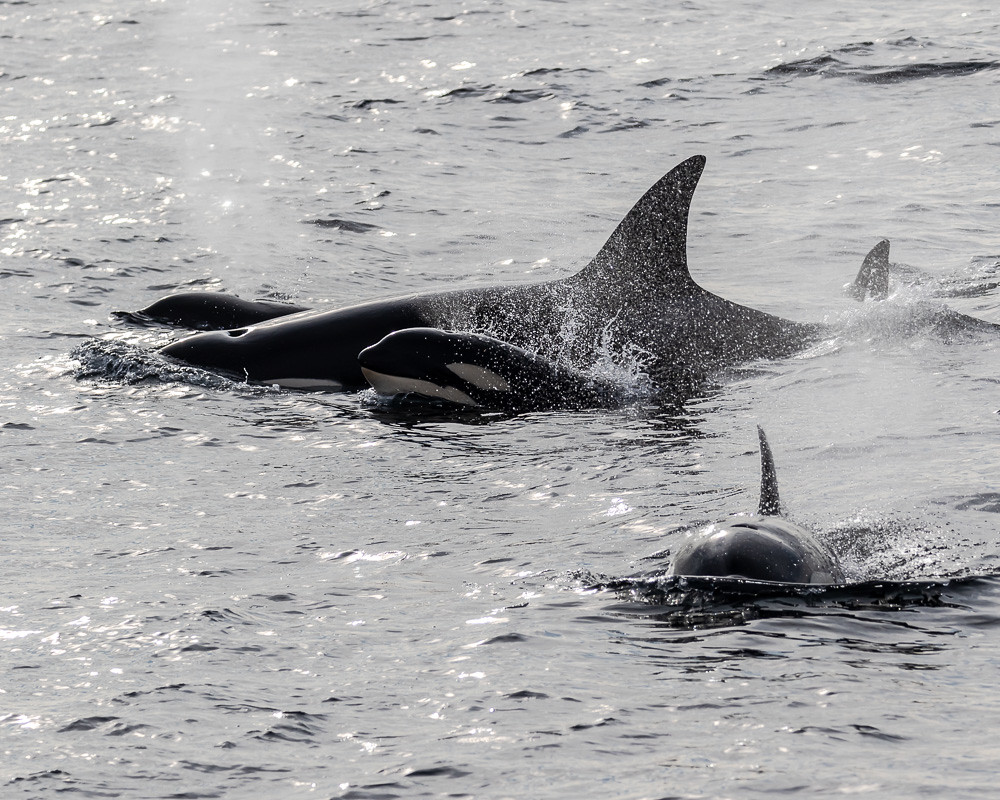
[358,327,623,412]
[847,239,890,301]
[670,427,844,585]
[845,239,1000,338]
[155,156,821,392]
[117,293,309,330]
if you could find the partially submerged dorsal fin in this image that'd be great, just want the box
[756,425,783,516]
[848,239,890,301]
[574,155,706,288]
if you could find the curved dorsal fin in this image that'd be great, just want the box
[574,155,706,288]
[756,425,783,516]
[847,239,890,301]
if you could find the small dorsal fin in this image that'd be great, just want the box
[574,155,706,288]
[756,425,783,516]
[847,239,890,301]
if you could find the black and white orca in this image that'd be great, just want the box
[118,293,309,331]
[136,161,1000,399]
[670,427,844,585]
[358,327,623,413]
[152,156,820,393]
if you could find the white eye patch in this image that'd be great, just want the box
[360,368,479,407]
[445,363,511,392]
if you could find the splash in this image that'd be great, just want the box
[70,338,273,393]
[824,511,976,583]
[826,281,1000,352]
[587,316,656,401]
[454,289,657,404]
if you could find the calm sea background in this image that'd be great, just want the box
[3,1,1000,797]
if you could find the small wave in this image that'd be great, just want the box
[352,98,402,109]
[433,83,496,100]
[519,66,598,78]
[766,55,999,84]
[486,88,555,104]
[430,82,566,105]
[305,218,382,234]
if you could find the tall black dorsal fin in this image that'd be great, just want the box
[847,239,890,301]
[756,425,783,516]
[574,155,706,288]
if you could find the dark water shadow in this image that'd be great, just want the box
[358,380,718,431]
[586,573,996,632]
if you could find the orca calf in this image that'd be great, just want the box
[154,156,820,392]
[670,427,844,585]
[358,327,623,413]
[117,293,309,331]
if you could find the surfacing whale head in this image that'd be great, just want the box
[670,427,844,585]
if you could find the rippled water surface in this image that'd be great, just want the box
[3,1,1000,797]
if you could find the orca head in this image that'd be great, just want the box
[671,516,838,584]
[670,427,843,585]
[358,328,530,408]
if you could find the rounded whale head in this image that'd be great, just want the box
[670,428,844,585]
[358,327,621,413]
[671,516,842,584]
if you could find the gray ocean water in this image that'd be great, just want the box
[4,1,1000,797]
